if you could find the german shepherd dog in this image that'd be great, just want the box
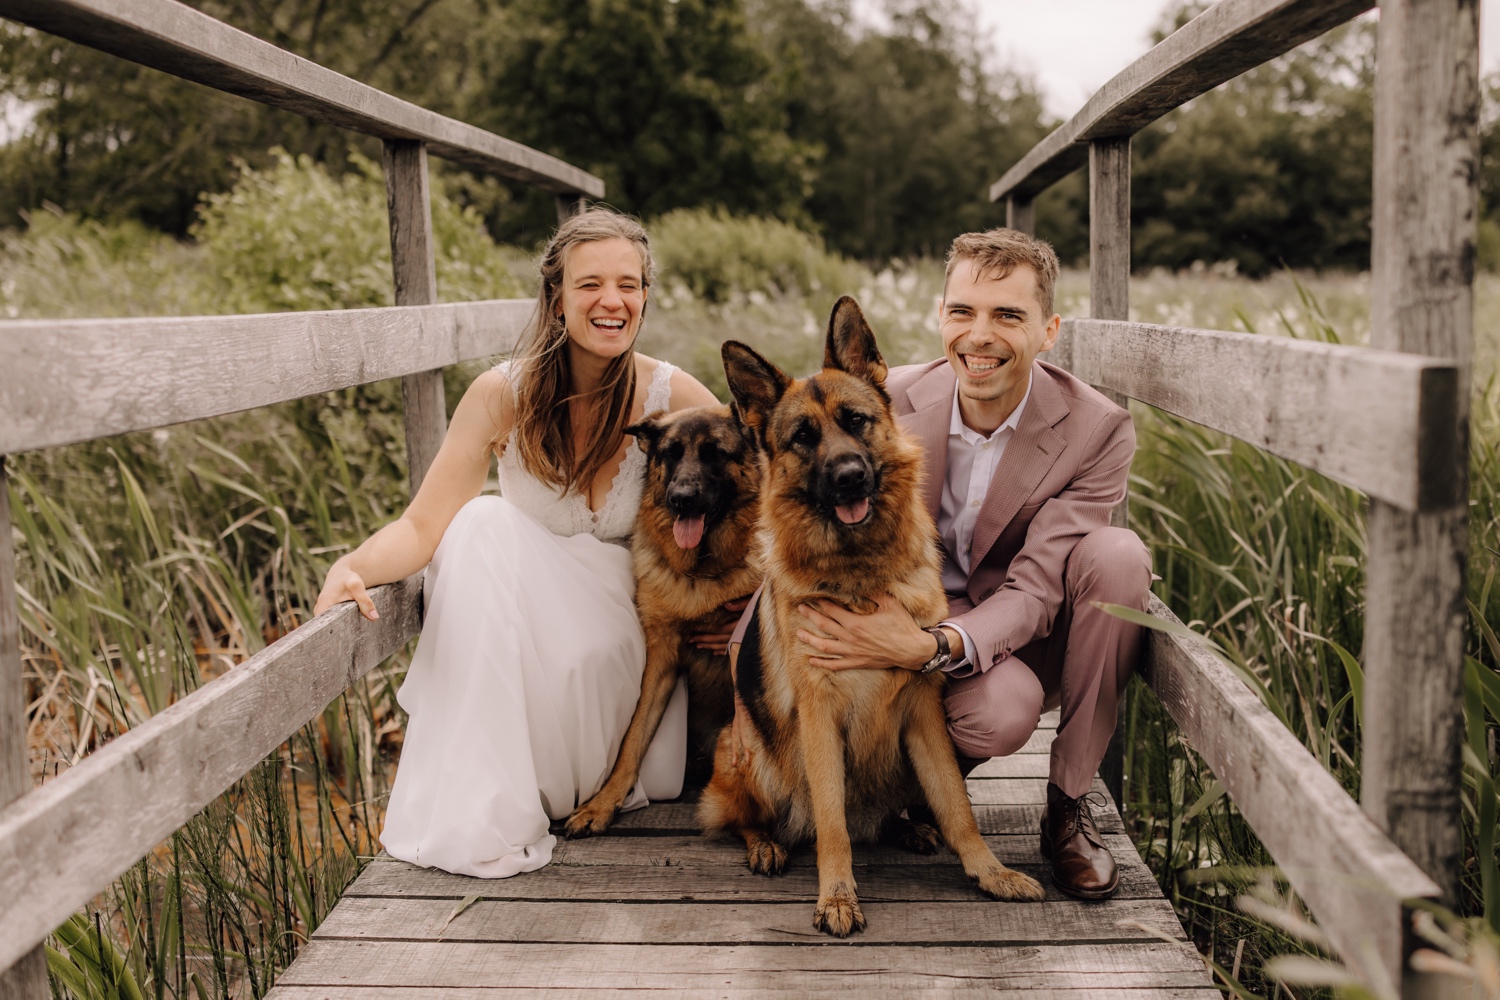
[563,404,763,837]
[699,296,1045,936]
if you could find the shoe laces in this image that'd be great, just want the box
[1058,790,1110,850]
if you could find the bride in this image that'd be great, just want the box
[312,207,724,878]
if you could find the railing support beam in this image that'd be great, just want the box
[1362,0,1477,924]
[1005,196,1034,236]
[1088,135,1132,808]
[0,458,47,996]
[384,139,446,498]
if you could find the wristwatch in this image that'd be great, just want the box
[918,626,951,674]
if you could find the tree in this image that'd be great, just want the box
[471,0,814,226]
[749,0,1054,262]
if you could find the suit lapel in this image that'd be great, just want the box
[895,363,954,522]
[969,363,1068,569]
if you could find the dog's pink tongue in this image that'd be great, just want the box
[835,498,869,525]
[673,515,706,549]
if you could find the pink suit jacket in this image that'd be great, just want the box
[887,358,1136,677]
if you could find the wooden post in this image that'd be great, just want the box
[383,140,445,497]
[1089,135,1132,807]
[1362,0,1477,929]
[1006,196,1035,236]
[0,458,47,997]
[556,193,585,224]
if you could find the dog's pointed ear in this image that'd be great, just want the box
[625,410,669,454]
[824,295,888,388]
[722,341,790,438]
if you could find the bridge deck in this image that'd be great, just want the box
[266,713,1217,997]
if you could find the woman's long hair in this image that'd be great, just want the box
[509,207,656,497]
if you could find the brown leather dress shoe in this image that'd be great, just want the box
[1039,782,1119,900]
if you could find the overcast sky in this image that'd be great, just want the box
[973,0,1500,120]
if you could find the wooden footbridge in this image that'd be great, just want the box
[0,0,1478,996]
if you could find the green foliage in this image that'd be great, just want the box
[747,0,1051,261]
[650,207,863,303]
[472,0,815,226]
[192,150,529,313]
[1130,12,1377,276]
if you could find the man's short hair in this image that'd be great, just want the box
[944,228,1061,317]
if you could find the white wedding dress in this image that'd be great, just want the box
[380,360,689,878]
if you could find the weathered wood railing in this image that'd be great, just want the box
[992,0,1474,994]
[0,0,602,993]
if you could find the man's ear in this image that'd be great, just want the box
[824,295,888,389]
[625,410,669,453]
[722,341,790,438]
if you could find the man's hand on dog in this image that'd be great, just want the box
[691,595,754,655]
[797,595,937,671]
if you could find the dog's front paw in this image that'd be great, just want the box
[813,884,866,937]
[972,862,1046,902]
[744,833,788,876]
[563,797,619,839]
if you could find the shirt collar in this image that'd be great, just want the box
[949,366,1032,446]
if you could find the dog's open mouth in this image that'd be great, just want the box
[673,515,706,549]
[834,498,870,525]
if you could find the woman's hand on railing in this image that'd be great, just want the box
[314,562,379,621]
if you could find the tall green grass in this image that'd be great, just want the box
[4,163,1499,996]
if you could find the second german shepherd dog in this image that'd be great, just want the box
[699,296,1045,937]
[564,404,763,837]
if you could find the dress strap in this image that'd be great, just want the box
[645,361,677,414]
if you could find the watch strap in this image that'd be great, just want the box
[919,626,950,674]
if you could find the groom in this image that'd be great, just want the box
[790,227,1152,900]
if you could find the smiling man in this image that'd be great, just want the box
[791,227,1152,899]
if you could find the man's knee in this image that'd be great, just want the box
[946,668,1044,759]
[1067,526,1151,605]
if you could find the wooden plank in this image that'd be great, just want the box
[602,798,1124,837]
[267,989,1222,1000]
[0,459,45,994]
[383,139,446,497]
[1006,197,1035,235]
[989,0,1373,201]
[1362,0,1478,929]
[273,940,1209,990]
[0,575,424,972]
[539,832,1138,870]
[0,298,531,454]
[968,755,1050,779]
[0,0,603,197]
[1054,319,1459,513]
[267,990,1223,1000]
[312,897,1190,946]
[345,848,1163,903]
[1139,594,1440,989]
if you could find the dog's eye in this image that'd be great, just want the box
[699,442,721,462]
[845,413,868,432]
[792,422,818,447]
[662,442,685,463]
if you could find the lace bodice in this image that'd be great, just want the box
[493,359,676,542]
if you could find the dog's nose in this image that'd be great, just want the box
[667,485,701,513]
[831,457,868,494]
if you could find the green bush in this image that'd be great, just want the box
[650,207,863,304]
[192,150,531,313]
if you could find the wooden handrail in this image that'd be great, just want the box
[1141,595,1441,990]
[0,576,424,972]
[0,0,605,198]
[1049,320,1461,512]
[989,0,1373,204]
[0,298,532,455]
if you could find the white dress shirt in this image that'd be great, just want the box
[935,376,1032,670]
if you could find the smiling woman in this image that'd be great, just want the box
[310,206,722,880]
